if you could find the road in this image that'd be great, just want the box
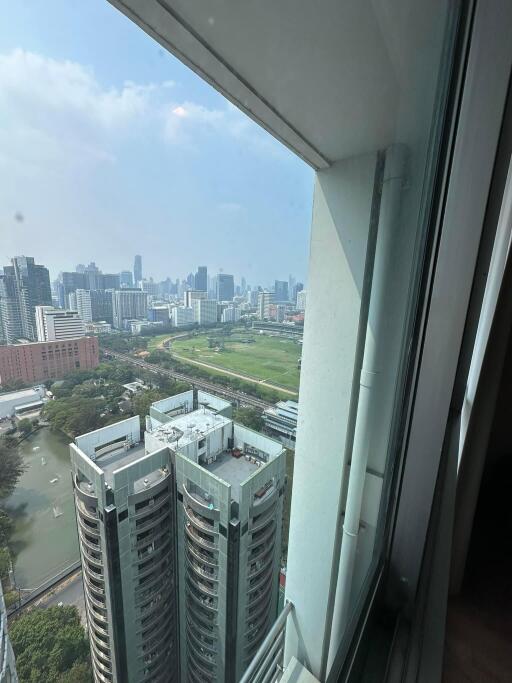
[105,350,273,410]
[32,570,86,626]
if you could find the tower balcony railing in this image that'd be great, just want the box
[239,601,293,683]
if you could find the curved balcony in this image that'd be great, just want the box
[187,630,217,669]
[186,553,218,583]
[133,523,170,551]
[248,565,274,595]
[249,537,276,563]
[188,665,208,683]
[138,602,173,638]
[183,484,219,517]
[187,541,217,568]
[135,507,170,534]
[186,606,216,637]
[90,630,112,660]
[83,571,105,598]
[137,554,171,584]
[251,505,277,533]
[186,590,218,629]
[247,548,275,580]
[76,497,99,521]
[188,574,217,600]
[247,589,273,620]
[93,659,113,683]
[248,520,276,548]
[185,522,216,550]
[78,523,100,549]
[134,493,170,521]
[77,513,100,538]
[188,652,216,681]
[251,485,278,510]
[84,587,108,612]
[142,615,174,654]
[141,649,173,683]
[186,621,216,655]
[90,644,112,674]
[136,570,173,602]
[184,506,217,535]
[186,581,217,612]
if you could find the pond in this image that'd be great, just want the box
[6,428,80,588]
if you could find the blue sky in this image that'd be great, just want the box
[0,1,313,287]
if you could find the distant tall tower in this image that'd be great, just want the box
[133,255,142,285]
[194,265,207,292]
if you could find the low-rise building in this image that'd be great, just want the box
[0,386,46,419]
[35,307,86,342]
[0,337,99,385]
[263,400,299,448]
[221,305,241,323]
[85,321,112,335]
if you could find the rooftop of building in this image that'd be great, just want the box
[96,442,147,486]
[203,450,259,502]
[150,408,231,451]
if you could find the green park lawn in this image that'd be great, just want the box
[170,332,301,392]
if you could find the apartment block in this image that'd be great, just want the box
[171,307,194,328]
[35,306,86,342]
[71,390,285,683]
[184,290,207,308]
[76,289,93,322]
[112,290,148,329]
[263,400,299,449]
[0,337,99,385]
[192,299,218,326]
[71,418,178,683]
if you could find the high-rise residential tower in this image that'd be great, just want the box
[134,255,143,285]
[273,280,289,303]
[71,417,178,683]
[0,257,52,343]
[75,289,93,322]
[112,289,147,329]
[215,274,235,302]
[194,266,207,292]
[72,390,285,683]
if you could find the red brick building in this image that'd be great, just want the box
[0,337,99,385]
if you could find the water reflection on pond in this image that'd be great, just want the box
[6,428,79,588]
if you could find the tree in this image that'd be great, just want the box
[10,606,91,683]
[233,407,264,431]
[0,509,13,546]
[57,661,93,683]
[132,389,166,429]
[0,439,26,498]
[0,546,11,580]
[17,418,33,436]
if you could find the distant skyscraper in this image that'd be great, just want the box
[120,270,134,288]
[90,289,114,325]
[84,262,102,290]
[241,276,247,294]
[194,265,207,292]
[216,274,235,301]
[75,289,93,322]
[101,273,121,290]
[112,289,148,328]
[0,256,52,342]
[134,254,142,284]
[274,280,289,302]
[258,291,274,319]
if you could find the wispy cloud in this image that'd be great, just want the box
[218,202,244,213]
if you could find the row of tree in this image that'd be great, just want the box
[9,606,93,682]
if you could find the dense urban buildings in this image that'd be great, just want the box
[0,257,52,343]
[35,306,86,342]
[134,255,143,285]
[0,337,99,384]
[71,390,285,683]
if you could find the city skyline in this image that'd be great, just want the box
[0,0,313,285]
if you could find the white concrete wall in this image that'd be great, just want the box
[74,415,140,460]
[284,153,378,676]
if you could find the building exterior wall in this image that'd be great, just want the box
[35,307,86,341]
[112,291,148,329]
[71,420,179,683]
[0,337,99,385]
[0,581,18,683]
[76,290,93,322]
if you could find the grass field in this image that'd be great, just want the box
[169,331,302,392]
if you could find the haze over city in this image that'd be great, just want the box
[0,0,313,285]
